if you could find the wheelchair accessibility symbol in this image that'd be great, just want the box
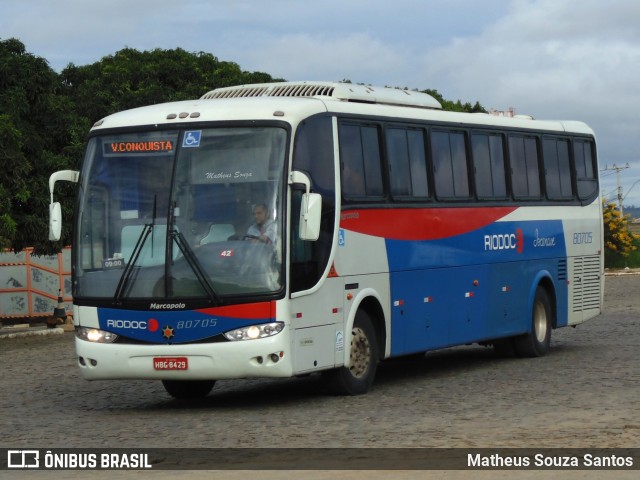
[338,229,345,246]
[182,131,202,148]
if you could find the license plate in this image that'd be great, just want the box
[153,357,188,370]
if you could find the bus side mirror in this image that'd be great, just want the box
[290,170,322,241]
[48,170,79,242]
[299,192,322,241]
[49,202,62,241]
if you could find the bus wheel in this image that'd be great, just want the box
[324,310,379,395]
[161,380,215,399]
[514,286,552,357]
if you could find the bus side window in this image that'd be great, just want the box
[290,190,316,290]
[339,123,383,199]
[386,127,429,200]
[291,116,336,294]
[574,140,598,200]
[472,133,507,200]
[509,135,541,200]
[543,137,573,200]
[431,129,470,200]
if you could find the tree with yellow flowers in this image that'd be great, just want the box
[603,200,640,262]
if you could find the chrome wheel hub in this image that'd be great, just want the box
[349,326,371,378]
[533,301,548,343]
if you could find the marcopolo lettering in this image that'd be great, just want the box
[150,302,186,310]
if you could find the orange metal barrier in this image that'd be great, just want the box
[0,247,72,318]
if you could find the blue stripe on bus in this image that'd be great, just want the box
[385,220,569,355]
[97,307,274,344]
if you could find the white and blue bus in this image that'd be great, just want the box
[49,81,603,398]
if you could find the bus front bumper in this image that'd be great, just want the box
[75,334,293,380]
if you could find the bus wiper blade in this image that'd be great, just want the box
[171,229,222,306]
[113,224,153,304]
[113,195,157,304]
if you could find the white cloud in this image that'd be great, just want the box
[422,1,640,109]
[413,0,640,204]
[222,32,408,84]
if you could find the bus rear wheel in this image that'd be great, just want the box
[324,310,379,395]
[513,286,552,357]
[161,380,216,399]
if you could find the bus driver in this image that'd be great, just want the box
[246,203,276,244]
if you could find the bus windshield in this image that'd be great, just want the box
[74,127,287,304]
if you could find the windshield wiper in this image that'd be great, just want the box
[171,229,222,306]
[167,202,222,306]
[113,196,157,304]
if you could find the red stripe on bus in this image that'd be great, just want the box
[196,301,275,319]
[340,207,517,240]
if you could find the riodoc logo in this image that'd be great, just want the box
[106,319,159,332]
[484,229,524,253]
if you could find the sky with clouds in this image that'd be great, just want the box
[2,0,639,206]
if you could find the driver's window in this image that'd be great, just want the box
[290,116,336,293]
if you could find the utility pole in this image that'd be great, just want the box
[603,163,630,216]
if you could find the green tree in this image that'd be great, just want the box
[423,88,486,113]
[60,47,281,125]
[603,200,640,262]
[0,38,78,254]
[0,115,27,247]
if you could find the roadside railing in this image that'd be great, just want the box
[0,247,72,319]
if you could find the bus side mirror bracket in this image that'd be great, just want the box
[289,171,322,241]
[48,170,79,241]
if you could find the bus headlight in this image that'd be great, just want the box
[223,322,284,341]
[76,327,119,344]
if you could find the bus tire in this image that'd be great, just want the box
[324,310,378,395]
[513,286,552,358]
[161,380,215,399]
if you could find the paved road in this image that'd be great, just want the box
[1,275,638,479]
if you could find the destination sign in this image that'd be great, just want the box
[104,140,174,155]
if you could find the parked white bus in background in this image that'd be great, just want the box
[48,81,603,399]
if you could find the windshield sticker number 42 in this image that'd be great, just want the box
[219,249,234,257]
